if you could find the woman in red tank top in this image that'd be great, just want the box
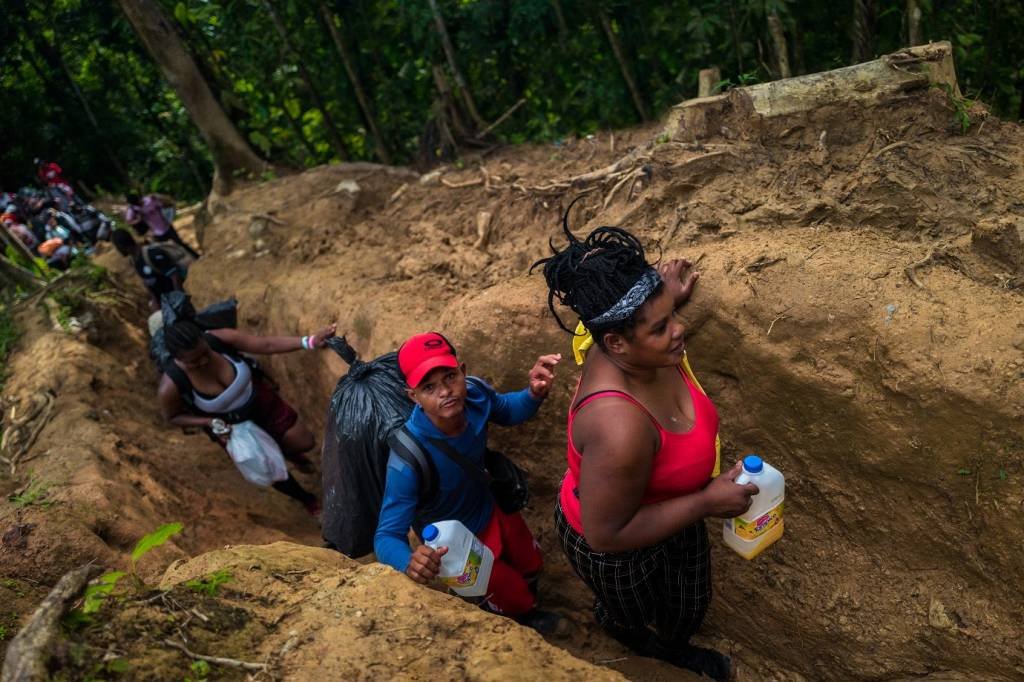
[533,215,757,681]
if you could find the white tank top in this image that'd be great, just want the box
[191,355,253,414]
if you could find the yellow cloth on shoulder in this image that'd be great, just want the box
[572,321,721,477]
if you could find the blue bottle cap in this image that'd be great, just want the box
[743,455,763,474]
[422,524,439,542]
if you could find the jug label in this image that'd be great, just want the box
[733,502,783,541]
[440,547,482,588]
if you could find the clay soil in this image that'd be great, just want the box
[2,82,1023,680]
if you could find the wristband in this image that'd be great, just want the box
[301,335,311,350]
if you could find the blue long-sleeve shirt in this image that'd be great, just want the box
[374,377,541,573]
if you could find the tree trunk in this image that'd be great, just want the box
[906,0,922,45]
[698,67,721,97]
[727,0,744,73]
[176,19,250,130]
[319,3,391,164]
[432,64,473,140]
[767,13,791,79]
[263,0,348,160]
[790,18,807,76]
[597,7,649,121]
[852,0,876,63]
[116,0,265,194]
[550,0,569,45]
[426,0,488,131]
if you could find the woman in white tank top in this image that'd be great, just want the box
[157,318,337,515]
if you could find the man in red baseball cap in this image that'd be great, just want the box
[376,331,564,634]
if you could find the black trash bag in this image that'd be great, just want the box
[149,292,238,371]
[321,336,413,557]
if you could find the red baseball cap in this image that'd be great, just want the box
[398,332,459,388]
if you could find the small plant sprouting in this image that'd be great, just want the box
[713,70,761,94]
[80,571,126,615]
[8,479,55,508]
[0,611,19,641]
[185,569,233,597]
[186,659,210,682]
[129,522,183,570]
[933,82,974,134]
[67,522,184,625]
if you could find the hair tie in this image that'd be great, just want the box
[584,268,660,327]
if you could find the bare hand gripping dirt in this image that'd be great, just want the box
[422,520,494,597]
[723,455,785,560]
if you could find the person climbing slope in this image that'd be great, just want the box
[532,214,758,681]
[374,332,563,633]
[110,229,190,311]
[124,192,200,259]
[157,318,336,515]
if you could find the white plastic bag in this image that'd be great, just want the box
[225,421,289,487]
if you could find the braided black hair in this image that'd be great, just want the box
[531,198,661,343]
[163,319,205,358]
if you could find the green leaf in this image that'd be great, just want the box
[174,3,190,25]
[106,658,131,673]
[81,571,125,614]
[130,522,183,564]
[957,468,972,476]
[957,33,983,47]
[184,569,233,597]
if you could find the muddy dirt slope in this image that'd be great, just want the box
[3,45,1023,680]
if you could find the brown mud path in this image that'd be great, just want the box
[3,58,1024,679]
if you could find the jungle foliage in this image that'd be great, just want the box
[2,0,1022,200]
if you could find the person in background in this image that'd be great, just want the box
[533,219,758,681]
[1,212,39,250]
[110,229,186,311]
[38,237,73,270]
[124,192,200,259]
[374,331,564,634]
[35,159,69,191]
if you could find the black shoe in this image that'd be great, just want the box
[670,645,731,681]
[519,609,566,636]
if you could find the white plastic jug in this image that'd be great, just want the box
[723,455,785,560]
[422,520,494,597]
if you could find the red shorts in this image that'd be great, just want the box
[249,379,298,443]
[477,506,544,616]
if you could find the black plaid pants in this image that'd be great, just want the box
[555,503,711,656]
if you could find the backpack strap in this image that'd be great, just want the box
[425,436,491,489]
[204,332,236,357]
[387,426,438,504]
[164,362,198,413]
[163,336,257,423]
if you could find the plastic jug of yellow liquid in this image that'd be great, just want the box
[723,455,785,560]
[422,520,494,597]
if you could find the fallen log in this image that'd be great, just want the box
[2,564,102,682]
[664,42,959,141]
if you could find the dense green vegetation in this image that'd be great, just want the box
[2,0,1022,200]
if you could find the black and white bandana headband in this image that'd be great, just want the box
[584,267,661,327]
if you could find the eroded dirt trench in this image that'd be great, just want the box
[3,52,1024,680]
